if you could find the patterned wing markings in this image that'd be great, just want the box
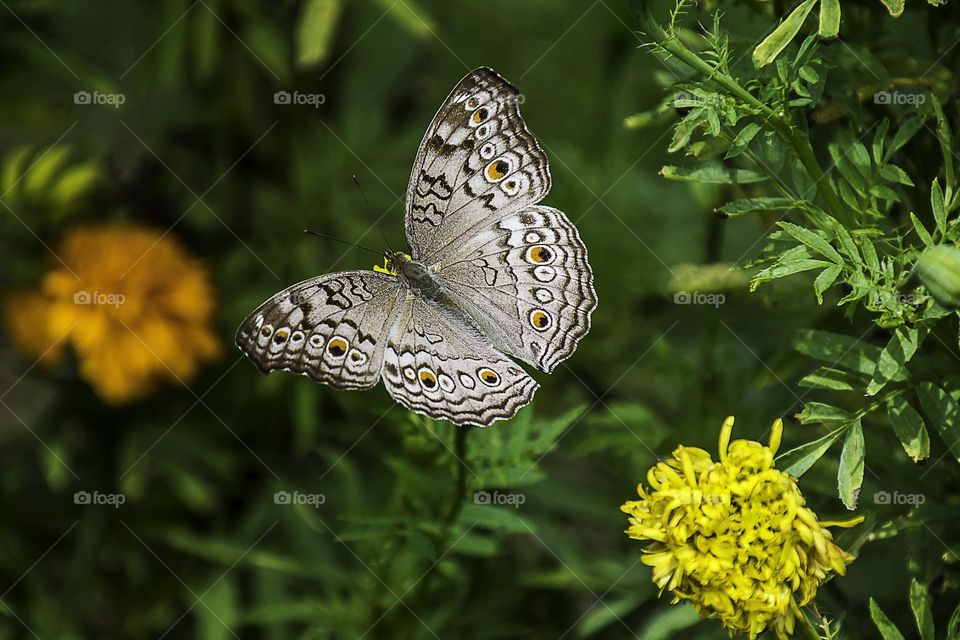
[381,296,539,427]
[405,67,551,263]
[437,205,597,373]
[236,272,403,390]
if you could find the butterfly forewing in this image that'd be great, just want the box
[236,272,403,389]
[405,67,551,264]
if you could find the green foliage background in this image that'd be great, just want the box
[0,0,958,637]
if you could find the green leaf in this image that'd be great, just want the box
[866,327,920,396]
[725,123,762,159]
[948,602,960,639]
[378,0,435,37]
[777,424,849,477]
[838,420,864,509]
[931,96,956,192]
[910,213,935,248]
[878,164,914,186]
[886,114,925,162]
[917,382,960,460]
[871,599,906,640]
[887,396,930,462]
[753,0,818,67]
[660,164,769,184]
[910,579,935,640]
[814,264,842,304]
[751,259,833,290]
[779,222,845,263]
[931,179,947,237]
[797,401,854,425]
[295,0,343,67]
[799,366,866,391]
[794,329,881,376]
[718,197,796,217]
[818,0,841,37]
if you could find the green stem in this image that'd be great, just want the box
[643,17,852,227]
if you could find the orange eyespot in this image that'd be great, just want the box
[327,337,347,357]
[477,368,500,386]
[486,159,510,182]
[529,310,552,331]
[419,368,438,389]
[472,107,489,124]
[273,329,289,344]
[526,245,554,264]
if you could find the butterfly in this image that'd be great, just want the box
[236,67,597,427]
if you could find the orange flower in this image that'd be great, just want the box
[3,224,219,403]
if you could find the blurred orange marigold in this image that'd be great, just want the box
[3,224,219,403]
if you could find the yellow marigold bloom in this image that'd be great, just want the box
[3,224,219,403]
[621,416,863,639]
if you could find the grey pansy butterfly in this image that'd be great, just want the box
[236,67,597,427]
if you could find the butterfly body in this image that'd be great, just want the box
[237,68,596,426]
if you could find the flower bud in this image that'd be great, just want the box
[916,245,960,309]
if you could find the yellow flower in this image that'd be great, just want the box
[621,416,863,639]
[3,224,220,403]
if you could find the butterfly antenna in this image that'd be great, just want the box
[352,173,393,253]
[303,229,383,257]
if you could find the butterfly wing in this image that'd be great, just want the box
[436,205,596,374]
[236,271,403,389]
[405,67,551,264]
[381,296,539,427]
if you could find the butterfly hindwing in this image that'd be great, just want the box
[437,205,597,373]
[406,67,551,264]
[236,272,403,389]
[381,296,539,426]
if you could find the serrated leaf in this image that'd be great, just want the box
[295,0,343,67]
[725,123,762,159]
[660,164,768,184]
[886,114,925,162]
[910,579,935,640]
[718,197,796,217]
[800,366,866,391]
[887,396,930,462]
[794,329,882,376]
[779,222,845,263]
[878,164,914,186]
[814,264,842,304]
[838,420,864,509]
[866,327,920,396]
[917,382,960,461]
[751,259,833,291]
[753,0,818,67]
[777,424,848,477]
[911,212,935,248]
[871,599,906,640]
[797,401,854,425]
[931,179,946,237]
[819,0,841,37]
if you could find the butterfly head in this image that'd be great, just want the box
[374,251,413,277]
